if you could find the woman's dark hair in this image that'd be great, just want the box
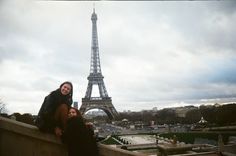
[69,107,82,118]
[60,81,73,105]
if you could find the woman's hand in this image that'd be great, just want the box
[54,127,63,137]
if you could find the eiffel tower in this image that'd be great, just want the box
[80,9,118,120]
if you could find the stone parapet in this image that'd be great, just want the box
[0,116,67,156]
[0,116,145,156]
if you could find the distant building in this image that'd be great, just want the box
[214,103,221,107]
[73,101,78,109]
[198,117,207,124]
[152,107,158,111]
[175,106,198,118]
[86,109,106,117]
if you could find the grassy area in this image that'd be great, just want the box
[159,132,236,145]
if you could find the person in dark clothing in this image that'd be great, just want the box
[63,107,99,156]
[86,122,95,138]
[35,81,73,136]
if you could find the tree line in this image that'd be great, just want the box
[116,103,236,126]
[1,100,236,126]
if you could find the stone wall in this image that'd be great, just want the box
[0,116,67,156]
[0,116,146,156]
[98,144,147,156]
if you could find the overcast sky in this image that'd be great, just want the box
[0,0,236,115]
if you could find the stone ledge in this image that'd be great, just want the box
[0,116,147,156]
[0,116,67,156]
[98,144,147,156]
[0,116,61,144]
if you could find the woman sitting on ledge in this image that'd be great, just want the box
[63,107,99,156]
[35,81,73,137]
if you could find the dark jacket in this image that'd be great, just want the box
[63,116,99,156]
[35,89,72,133]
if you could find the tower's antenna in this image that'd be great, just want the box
[93,3,95,13]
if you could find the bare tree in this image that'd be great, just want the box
[0,99,7,114]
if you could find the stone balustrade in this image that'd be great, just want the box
[0,116,146,156]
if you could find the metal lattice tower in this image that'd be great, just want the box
[80,9,118,119]
[85,8,108,99]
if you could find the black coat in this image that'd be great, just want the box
[63,116,99,156]
[35,89,72,133]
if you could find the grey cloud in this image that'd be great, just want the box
[208,62,236,85]
[0,37,30,63]
[1,1,236,113]
[212,1,236,14]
